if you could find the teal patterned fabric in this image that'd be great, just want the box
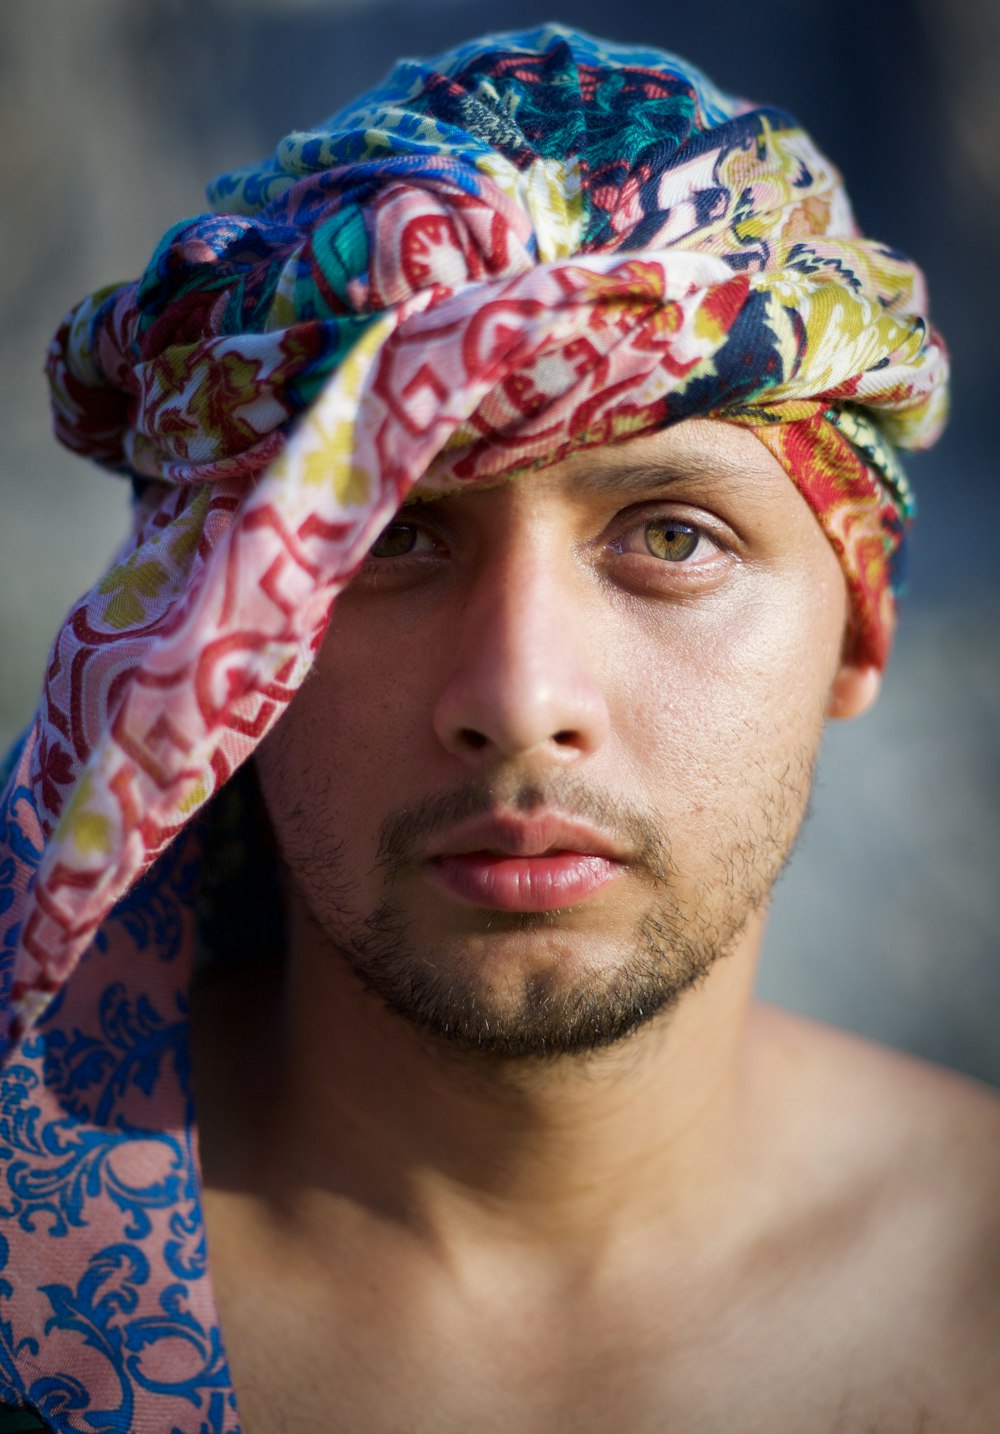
[0,25,948,1434]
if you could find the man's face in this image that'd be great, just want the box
[255,419,862,1058]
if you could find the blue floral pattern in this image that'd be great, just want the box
[0,825,239,1431]
[0,23,952,1432]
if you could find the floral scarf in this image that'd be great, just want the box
[0,25,947,1432]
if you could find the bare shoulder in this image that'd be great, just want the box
[751,999,1000,1180]
[749,1002,1000,1427]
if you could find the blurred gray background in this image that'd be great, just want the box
[1,0,997,1084]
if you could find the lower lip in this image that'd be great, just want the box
[429,852,623,912]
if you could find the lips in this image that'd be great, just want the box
[425,813,627,912]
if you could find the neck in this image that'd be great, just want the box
[195,899,769,1264]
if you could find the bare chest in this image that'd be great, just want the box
[214,1248,964,1434]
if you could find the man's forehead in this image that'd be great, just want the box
[407,420,784,506]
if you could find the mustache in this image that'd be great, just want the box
[373,772,674,885]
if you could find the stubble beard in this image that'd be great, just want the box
[270,755,816,1063]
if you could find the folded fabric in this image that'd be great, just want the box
[0,26,948,1432]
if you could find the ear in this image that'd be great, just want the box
[826,662,881,721]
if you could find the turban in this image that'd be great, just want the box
[0,27,947,1428]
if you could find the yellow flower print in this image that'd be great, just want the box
[60,769,113,859]
[98,552,171,631]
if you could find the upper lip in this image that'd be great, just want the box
[425,812,627,861]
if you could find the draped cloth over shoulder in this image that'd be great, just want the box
[0,26,947,1432]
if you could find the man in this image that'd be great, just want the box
[0,24,996,1434]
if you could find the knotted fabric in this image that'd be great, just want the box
[0,26,947,1431]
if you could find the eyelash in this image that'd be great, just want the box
[367,521,438,560]
[362,509,732,590]
[608,516,721,567]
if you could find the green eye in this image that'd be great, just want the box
[644,521,699,562]
[370,522,421,558]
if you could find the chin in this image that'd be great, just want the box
[329,900,730,1061]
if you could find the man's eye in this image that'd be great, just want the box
[369,522,432,558]
[605,516,720,570]
[614,518,714,564]
[643,520,700,562]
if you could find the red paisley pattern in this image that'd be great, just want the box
[0,29,949,1430]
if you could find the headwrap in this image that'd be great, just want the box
[0,26,947,1430]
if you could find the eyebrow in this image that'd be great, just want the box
[409,443,780,506]
[562,453,776,498]
[568,461,690,495]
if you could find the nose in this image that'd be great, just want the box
[432,538,612,766]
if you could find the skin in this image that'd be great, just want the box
[192,419,1000,1433]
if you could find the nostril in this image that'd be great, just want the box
[459,728,490,751]
[553,730,577,746]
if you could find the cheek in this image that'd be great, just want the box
[698,554,848,730]
[608,568,844,847]
[255,619,439,848]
